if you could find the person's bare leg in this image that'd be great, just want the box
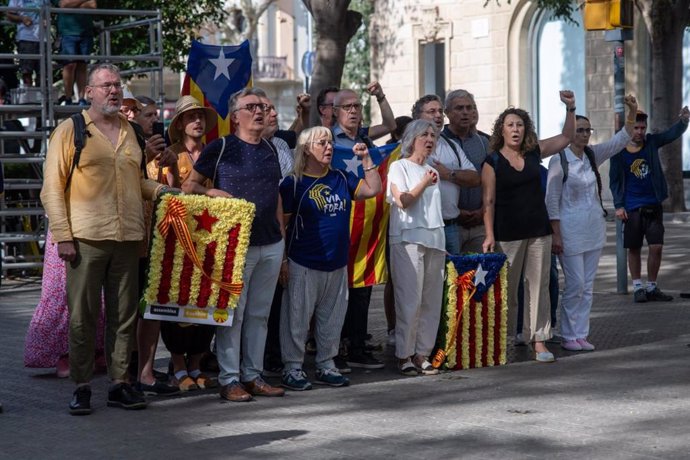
[647,244,663,282]
[628,247,642,280]
[62,63,76,101]
[75,62,88,100]
[136,318,160,385]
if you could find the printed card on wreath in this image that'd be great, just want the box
[142,194,255,327]
[433,253,509,370]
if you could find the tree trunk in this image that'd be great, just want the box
[638,1,690,212]
[303,0,362,126]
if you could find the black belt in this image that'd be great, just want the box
[444,218,460,226]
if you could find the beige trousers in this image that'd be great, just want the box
[498,235,552,342]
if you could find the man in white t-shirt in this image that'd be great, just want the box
[412,94,480,254]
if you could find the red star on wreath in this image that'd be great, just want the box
[193,208,219,233]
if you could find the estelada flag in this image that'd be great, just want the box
[332,143,401,288]
[435,253,509,370]
[181,40,253,142]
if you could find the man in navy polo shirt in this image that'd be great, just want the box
[331,86,394,371]
[184,87,286,401]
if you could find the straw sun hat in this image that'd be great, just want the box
[168,95,218,143]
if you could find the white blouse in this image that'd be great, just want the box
[545,128,631,256]
[387,158,445,251]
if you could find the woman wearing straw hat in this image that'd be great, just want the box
[148,95,220,392]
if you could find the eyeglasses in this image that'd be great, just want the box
[336,103,362,112]
[91,82,122,91]
[576,128,595,134]
[422,109,444,116]
[266,105,276,113]
[235,103,269,113]
[311,140,334,147]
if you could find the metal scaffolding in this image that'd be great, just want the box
[0,5,163,277]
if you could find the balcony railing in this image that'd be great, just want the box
[255,56,291,80]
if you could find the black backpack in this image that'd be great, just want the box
[64,112,148,191]
[558,146,607,217]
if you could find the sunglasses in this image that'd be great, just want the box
[235,103,269,113]
[336,103,362,112]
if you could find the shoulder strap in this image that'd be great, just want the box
[583,146,608,217]
[65,113,87,191]
[440,132,462,165]
[261,137,279,158]
[128,120,148,178]
[212,136,226,186]
[559,150,568,183]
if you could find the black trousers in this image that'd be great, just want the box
[342,286,372,355]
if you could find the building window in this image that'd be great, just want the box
[420,42,445,99]
[534,11,586,138]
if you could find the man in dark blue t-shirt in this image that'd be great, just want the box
[184,87,286,402]
[609,107,689,303]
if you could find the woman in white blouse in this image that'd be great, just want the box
[546,95,638,352]
[387,119,445,376]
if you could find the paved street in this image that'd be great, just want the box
[1,217,690,459]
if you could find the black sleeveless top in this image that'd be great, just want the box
[484,147,552,242]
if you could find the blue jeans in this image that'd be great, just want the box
[60,34,94,62]
[216,240,284,385]
[444,223,461,255]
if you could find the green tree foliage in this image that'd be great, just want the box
[341,0,373,124]
[97,0,227,73]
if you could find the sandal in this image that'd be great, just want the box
[399,359,418,376]
[413,356,439,375]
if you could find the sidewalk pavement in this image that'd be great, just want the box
[1,219,689,459]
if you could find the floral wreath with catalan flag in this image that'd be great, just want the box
[142,194,255,326]
[433,253,509,370]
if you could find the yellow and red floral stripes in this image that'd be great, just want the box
[441,262,509,370]
[144,194,254,310]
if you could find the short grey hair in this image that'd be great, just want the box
[444,89,475,111]
[333,89,359,107]
[87,63,120,86]
[228,87,266,113]
[400,119,438,158]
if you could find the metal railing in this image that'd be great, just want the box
[0,5,163,277]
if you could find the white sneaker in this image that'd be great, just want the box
[387,329,396,346]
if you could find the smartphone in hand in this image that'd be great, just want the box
[152,121,165,139]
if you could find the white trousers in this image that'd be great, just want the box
[558,248,602,341]
[390,242,445,360]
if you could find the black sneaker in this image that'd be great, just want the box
[633,288,647,303]
[334,356,351,374]
[107,383,147,410]
[69,385,92,416]
[136,380,180,396]
[646,287,673,302]
[346,351,385,369]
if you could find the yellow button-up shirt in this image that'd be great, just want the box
[41,110,163,243]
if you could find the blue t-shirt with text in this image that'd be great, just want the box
[194,135,282,246]
[281,169,361,271]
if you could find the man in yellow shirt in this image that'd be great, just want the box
[41,63,167,415]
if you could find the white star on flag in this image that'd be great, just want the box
[209,48,235,80]
[474,263,488,287]
[343,155,362,175]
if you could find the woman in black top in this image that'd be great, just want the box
[482,90,576,363]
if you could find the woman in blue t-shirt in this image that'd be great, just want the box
[481,90,576,363]
[278,126,381,391]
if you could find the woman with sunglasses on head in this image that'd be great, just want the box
[546,95,638,352]
[482,90,576,363]
[278,127,381,391]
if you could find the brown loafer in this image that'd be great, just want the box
[243,377,285,397]
[219,382,252,402]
